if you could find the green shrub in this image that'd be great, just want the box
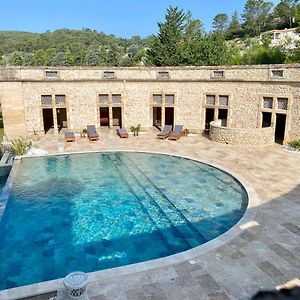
[288,139,300,150]
[130,124,141,132]
[10,137,32,155]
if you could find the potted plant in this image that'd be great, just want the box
[288,139,300,152]
[11,137,33,155]
[130,124,141,136]
[32,128,39,141]
[81,128,87,138]
[183,128,189,136]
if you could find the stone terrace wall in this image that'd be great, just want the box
[210,122,275,146]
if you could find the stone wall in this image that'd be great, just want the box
[0,82,27,139]
[210,121,275,146]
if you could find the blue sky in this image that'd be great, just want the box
[1,0,280,38]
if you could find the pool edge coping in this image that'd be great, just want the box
[0,149,259,300]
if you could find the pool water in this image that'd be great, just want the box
[0,152,248,290]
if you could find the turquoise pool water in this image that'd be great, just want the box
[0,152,248,290]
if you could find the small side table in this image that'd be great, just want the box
[63,271,89,299]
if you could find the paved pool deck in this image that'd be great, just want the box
[1,129,300,300]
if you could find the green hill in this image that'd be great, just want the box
[0,29,151,67]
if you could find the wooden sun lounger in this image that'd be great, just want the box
[117,128,128,138]
[168,125,183,141]
[64,132,75,142]
[157,125,173,139]
[87,125,99,141]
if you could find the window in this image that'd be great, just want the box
[206,95,215,105]
[103,71,116,79]
[219,95,229,106]
[263,97,273,109]
[55,95,66,105]
[277,98,288,110]
[218,109,228,127]
[212,70,224,79]
[112,94,121,104]
[165,94,175,105]
[41,95,53,106]
[271,70,284,78]
[204,94,229,129]
[99,94,109,104]
[153,94,163,104]
[45,70,58,78]
[157,71,170,79]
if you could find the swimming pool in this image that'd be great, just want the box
[0,152,248,290]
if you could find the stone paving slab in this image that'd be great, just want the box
[1,129,300,300]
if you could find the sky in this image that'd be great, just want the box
[1,0,280,38]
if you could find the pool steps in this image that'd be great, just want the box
[107,153,207,249]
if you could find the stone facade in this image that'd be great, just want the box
[260,28,300,50]
[0,65,299,145]
[210,121,275,146]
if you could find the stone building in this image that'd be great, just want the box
[260,28,300,50]
[0,65,299,145]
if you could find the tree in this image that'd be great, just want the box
[10,52,23,66]
[180,18,204,64]
[212,13,229,32]
[227,11,243,39]
[52,52,66,66]
[242,0,273,36]
[292,1,300,28]
[274,0,296,28]
[107,43,119,66]
[196,33,232,65]
[241,45,286,64]
[147,6,231,66]
[33,49,45,66]
[292,2,300,27]
[147,6,191,66]
[22,53,34,66]
[64,47,75,66]
[44,48,56,66]
[84,51,99,66]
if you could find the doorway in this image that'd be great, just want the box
[262,112,272,127]
[165,107,174,126]
[153,107,162,129]
[42,108,54,134]
[275,113,286,144]
[218,109,228,127]
[112,107,122,128]
[205,108,215,131]
[56,108,67,132]
[100,107,109,127]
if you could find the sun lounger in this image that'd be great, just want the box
[117,128,128,138]
[87,125,99,141]
[64,132,75,142]
[168,125,183,141]
[157,125,173,139]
